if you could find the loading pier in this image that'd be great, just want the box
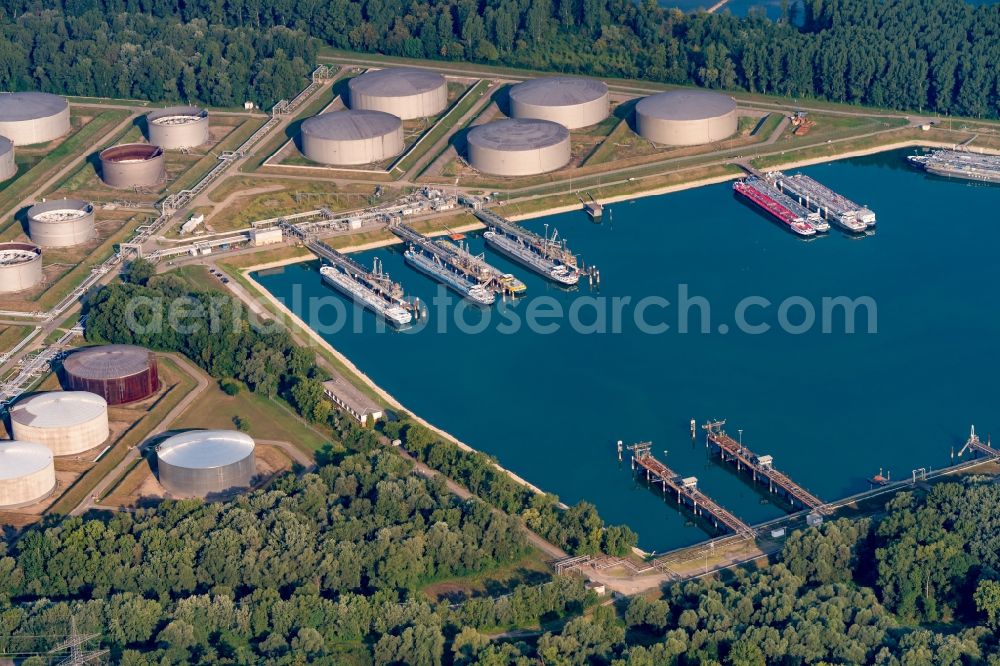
[306,237,414,311]
[473,208,598,287]
[628,442,755,538]
[958,425,1000,459]
[390,223,523,296]
[703,420,827,513]
[768,172,875,231]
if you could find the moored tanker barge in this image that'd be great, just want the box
[908,149,1000,184]
[733,177,819,237]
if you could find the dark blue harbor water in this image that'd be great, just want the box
[255,148,1000,551]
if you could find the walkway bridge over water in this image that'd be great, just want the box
[703,420,828,514]
[628,442,755,538]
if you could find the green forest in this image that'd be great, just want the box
[2,0,999,117]
[5,464,1000,663]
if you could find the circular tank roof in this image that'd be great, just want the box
[467,118,570,151]
[509,77,608,107]
[0,242,42,265]
[301,110,402,141]
[349,68,446,97]
[63,345,154,379]
[147,106,207,125]
[157,430,255,469]
[636,90,736,121]
[0,441,53,479]
[10,391,107,428]
[100,143,163,163]
[28,198,92,221]
[0,92,68,122]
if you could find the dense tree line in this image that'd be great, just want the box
[0,9,315,107]
[4,0,999,118]
[0,451,597,664]
[385,418,638,557]
[454,481,1000,665]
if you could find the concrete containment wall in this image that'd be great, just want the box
[300,110,404,166]
[27,198,96,248]
[98,144,166,188]
[348,68,449,120]
[635,90,738,146]
[509,77,609,129]
[146,106,210,149]
[467,118,571,176]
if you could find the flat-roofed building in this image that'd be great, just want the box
[323,376,383,425]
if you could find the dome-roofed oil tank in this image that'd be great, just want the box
[0,135,15,182]
[299,110,404,166]
[466,118,571,176]
[145,106,210,150]
[98,143,166,189]
[0,242,43,294]
[508,77,609,129]
[27,198,95,248]
[10,391,110,457]
[348,67,449,120]
[156,430,257,498]
[635,90,738,146]
[62,344,159,405]
[0,440,56,508]
[0,92,70,146]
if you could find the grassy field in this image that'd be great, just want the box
[421,549,552,603]
[167,116,267,193]
[172,374,330,453]
[47,356,197,515]
[0,325,33,352]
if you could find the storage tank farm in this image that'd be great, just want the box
[9,391,110,457]
[27,198,95,248]
[466,118,571,176]
[98,143,166,188]
[299,110,404,166]
[635,89,738,146]
[0,135,15,182]
[0,242,43,294]
[146,106,209,150]
[0,91,71,146]
[0,440,56,508]
[61,344,159,405]
[348,67,449,120]
[155,430,257,498]
[508,76,610,129]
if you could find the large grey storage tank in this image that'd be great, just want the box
[146,106,210,150]
[156,430,257,498]
[0,242,43,294]
[299,110,404,166]
[98,143,166,189]
[348,67,449,120]
[10,391,110,457]
[0,440,56,508]
[62,345,159,405]
[0,92,71,146]
[0,135,15,181]
[27,199,96,248]
[509,77,609,130]
[635,90,738,146]
[466,118,571,176]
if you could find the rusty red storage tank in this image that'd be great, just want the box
[61,344,159,405]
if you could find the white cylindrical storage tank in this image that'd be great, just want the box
[348,68,448,120]
[0,135,14,182]
[0,441,55,508]
[0,92,70,146]
[27,198,96,248]
[509,77,609,130]
[635,90,738,146]
[99,143,166,188]
[10,391,110,457]
[0,242,42,294]
[466,118,571,177]
[146,106,210,150]
[156,430,257,498]
[299,110,404,166]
